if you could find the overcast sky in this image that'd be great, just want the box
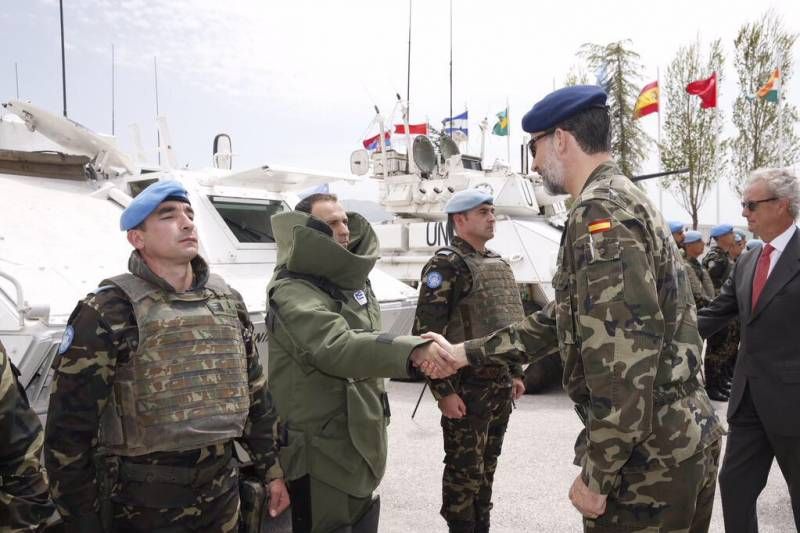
[2,0,799,225]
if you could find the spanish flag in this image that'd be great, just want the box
[756,68,781,103]
[633,81,659,119]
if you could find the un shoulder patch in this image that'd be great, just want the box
[58,325,75,354]
[426,271,443,289]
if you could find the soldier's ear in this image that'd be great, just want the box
[127,229,146,250]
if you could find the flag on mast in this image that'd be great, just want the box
[442,110,468,137]
[492,108,509,136]
[633,81,659,119]
[686,72,718,109]
[747,68,781,103]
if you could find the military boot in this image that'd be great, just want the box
[448,520,476,533]
[706,385,729,402]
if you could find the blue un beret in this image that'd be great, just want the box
[668,220,685,234]
[120,179,190,230]
[683,230,703,244]
[521,85,608,133]
[746,239,763,251]
[445,189,494,214]
[709,224,734,239]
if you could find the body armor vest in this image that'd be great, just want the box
[443,247,525,344]
[98,273,250,456]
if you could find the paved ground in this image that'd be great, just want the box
[375,380,795,533]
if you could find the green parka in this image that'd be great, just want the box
[266,210,426,498]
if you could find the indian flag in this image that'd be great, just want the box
[751,68,781,103]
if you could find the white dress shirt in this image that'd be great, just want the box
[764,224,798,277]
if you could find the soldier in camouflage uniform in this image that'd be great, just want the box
[683,230,716,309]
[423,86,724,531]
[702,224,738,401]
[1,340,58,531]
[44,180,289,532]
[412,189,526,533]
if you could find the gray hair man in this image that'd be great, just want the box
[697,167,800,532]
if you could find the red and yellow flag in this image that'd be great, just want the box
[633,81,659,119]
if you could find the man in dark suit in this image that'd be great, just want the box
[698,167,800,532]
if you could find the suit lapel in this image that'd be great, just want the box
[751,229,800,320]
[740,247,758,319]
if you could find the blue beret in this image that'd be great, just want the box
[445,189,493,214]
[668,220,685,234]
[683,230,703,244]
[120,179,190,230]
[746,239,763,251]
[521,85,608,133]
[709,224,734,239]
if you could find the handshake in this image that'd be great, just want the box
[409,332,469,379]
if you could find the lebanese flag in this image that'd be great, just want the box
[633,81,659,119]
[686,72,717,109]
[394,123,428,135]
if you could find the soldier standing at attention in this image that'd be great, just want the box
[703,224,736,290]
[44,180,290,532]
[421,85,724,531]
[702,224,737,401]
[668,220,686,250]
[412,189,526,533]
[265,194,454,533]
[1,340,58,531]
[683,230,716,309]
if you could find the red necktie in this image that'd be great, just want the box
[751,243,775,310]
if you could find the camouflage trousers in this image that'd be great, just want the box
[584,439,721,533]
[705,321,740,389]
[440,373,513,532]
[110,463,240,532]
[0,469,58,532]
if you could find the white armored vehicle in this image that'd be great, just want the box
[0,100,418,420]
[351,118,568,313]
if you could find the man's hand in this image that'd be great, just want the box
[419,332,469,371]
[438,393,467,419]
[268,478,290,517]
[410,341,458,379]
[568,474,607,519]
[512,377,525,400]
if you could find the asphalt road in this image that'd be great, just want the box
[376,380,795,533]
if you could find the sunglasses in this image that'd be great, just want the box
[740,197,778,211]
[527,128,556,158]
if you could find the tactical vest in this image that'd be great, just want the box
[442,247,525,343]
[97,273,250,456]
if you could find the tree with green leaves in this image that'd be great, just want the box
[563,65,590,87]
[579,40,650,176]
[659,40,726,229]
[730,10,799,194]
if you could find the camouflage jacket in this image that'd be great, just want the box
[44,252,282,523]
[412,236,524,400]
[1,341,57,530]
[684,256,716,309]
[702,246,732,292]
[464,161,723,494]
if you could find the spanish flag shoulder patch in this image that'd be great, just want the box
[587,218,612,234]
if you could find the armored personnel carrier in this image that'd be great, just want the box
[0,100,418,419]
[350,120,569,391]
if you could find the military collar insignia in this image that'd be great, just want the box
[353,289,368,306]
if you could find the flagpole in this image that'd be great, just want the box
[657,67,663,214]
[448,0,453,129]
[777,52,785,166]
[506,97,511,166]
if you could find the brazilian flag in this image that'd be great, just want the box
[492,108,509,136]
